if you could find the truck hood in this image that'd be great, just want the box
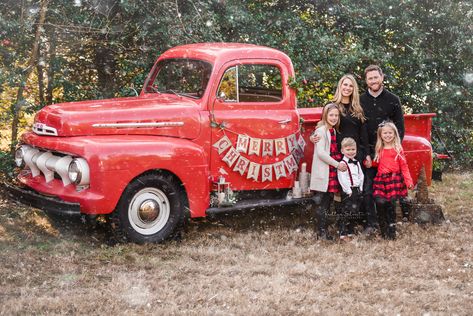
[33,95,202,138]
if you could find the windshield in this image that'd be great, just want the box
[146,59,212,99]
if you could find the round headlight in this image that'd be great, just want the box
[67,158,90,185]
[68,160,82,184]
[15,146,26,167]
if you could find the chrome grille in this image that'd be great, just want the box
[19,145,89,186]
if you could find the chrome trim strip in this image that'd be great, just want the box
[92,122,184,128]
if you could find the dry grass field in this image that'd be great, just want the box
[0,172,472,315]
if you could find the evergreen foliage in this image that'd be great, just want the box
[0,0,472,165]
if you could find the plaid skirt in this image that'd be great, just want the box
[373,172,408,201]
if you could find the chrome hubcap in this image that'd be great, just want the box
[128,188,170,235]
[139,199,160,223]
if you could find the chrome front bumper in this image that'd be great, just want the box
[1,182,81,216]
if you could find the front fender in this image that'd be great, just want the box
[94,136,211,217]
[21,133,210,217]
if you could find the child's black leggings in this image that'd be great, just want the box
[376,199,396,239]
[312,191,333,234]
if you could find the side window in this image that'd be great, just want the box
[217,67,237,102]
[217,64,282,103]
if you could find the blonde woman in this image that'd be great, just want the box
[331,74,370,165]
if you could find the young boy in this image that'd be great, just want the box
[337,137,364,240]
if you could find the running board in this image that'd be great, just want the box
[206,197,314,216]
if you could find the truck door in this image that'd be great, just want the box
[209,59,301,191]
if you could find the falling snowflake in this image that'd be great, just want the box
[29,7,39,15]
[464,73,473,84]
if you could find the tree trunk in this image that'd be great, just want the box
[37,49,45,106]
[46,28,56,105]
[416,166,430,204]
[94,43,117,99]
[10,0,49,155]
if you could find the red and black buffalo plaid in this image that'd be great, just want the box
[328,128,341,193]
[373,172,408,201]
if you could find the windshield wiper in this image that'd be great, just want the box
[165,90,199,99]
[147,85,161,94]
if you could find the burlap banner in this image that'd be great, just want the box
[212,132,304,182]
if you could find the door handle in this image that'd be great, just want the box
[278,119,291,124]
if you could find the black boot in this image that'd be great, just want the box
[400,198,409,222]
[386,201,397,240]
[346,222,355,237]
[317,229,334,241]
[376,201,388,238]
[337,212,347,238]
[387,223,396,240]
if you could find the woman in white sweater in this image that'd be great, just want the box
[309,103,347,240]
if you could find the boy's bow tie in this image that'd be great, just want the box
[347,159,358,164]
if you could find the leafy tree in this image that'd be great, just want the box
[0,0,471,167]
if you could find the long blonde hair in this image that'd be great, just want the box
[332,74,366,122]
[317,103,340,131]
[374,122,404,162]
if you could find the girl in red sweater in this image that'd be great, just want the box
[373,122,413,240]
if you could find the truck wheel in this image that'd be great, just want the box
[113,173,188,243]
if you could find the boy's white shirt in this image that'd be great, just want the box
[337,155,364,195]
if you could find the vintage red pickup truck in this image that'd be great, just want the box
[6,43,434,243]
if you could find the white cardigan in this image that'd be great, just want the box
[309,125,340,192]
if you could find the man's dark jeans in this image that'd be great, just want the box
[362,167,378,228]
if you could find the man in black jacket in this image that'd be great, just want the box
[361,65,405,234]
